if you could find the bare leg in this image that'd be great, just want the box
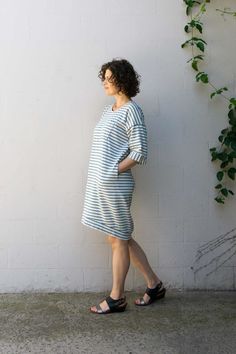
[109,236,130,299]
[128,238,162,304]
[90,235,129,312]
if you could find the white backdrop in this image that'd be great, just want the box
[0,0,236,292]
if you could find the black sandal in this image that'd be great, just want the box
[90,296,127,314]
[135,281,166,306]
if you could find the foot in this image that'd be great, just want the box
[90,296,127,314]
[135,281,166,306]
[90,299,109,313]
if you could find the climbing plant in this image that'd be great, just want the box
[182,0,236,204]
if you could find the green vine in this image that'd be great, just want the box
[216,8,236,17]
[182,0,236,204]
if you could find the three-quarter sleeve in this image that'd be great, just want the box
[125,105,148,165]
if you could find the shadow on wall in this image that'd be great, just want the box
[192,227,236,278]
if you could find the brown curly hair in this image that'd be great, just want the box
[98,58,141,98]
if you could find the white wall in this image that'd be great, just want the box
[0,0,236,292]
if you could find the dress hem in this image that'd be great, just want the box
[81,217,132,241]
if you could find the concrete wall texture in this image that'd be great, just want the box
[0,0,236,292]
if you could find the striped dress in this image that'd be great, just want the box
[81,100,148,240]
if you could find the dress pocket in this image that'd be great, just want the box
[115,161,119,178]
[98,163,119,187]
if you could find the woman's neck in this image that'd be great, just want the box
[113,94,131,110]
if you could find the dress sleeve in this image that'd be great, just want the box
[125,106,148,165]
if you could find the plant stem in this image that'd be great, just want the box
[216,9,236,16]
[207,82,230,102]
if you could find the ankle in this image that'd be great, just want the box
[110,291,125,300]
[147,277,161,289]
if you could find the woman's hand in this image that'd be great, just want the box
[118,157,138,174]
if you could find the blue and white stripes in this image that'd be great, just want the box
[81,100,148,240]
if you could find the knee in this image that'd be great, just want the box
[107,235,128,248]
[107,235,115,245]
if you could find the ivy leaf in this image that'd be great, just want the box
[228,109,236,125]
[218,152,228,161]
[228,167,236,180]
[200,3,206,13]
[184,1,201,15]
[186,6,191,15]
[210,92,216,99]
[184,25,190,33]
[181,40,189,48]
[211,88,228,99]
[217,171,224,181]
[215,184,222,189]
[221,188,228,197]
[194,55,204,60]
[187,55,204,64]
[211,152,218,161]
[229,151,236,158]
[214,196,225,204]
[196,42,205,52]
[192,60,199,71]
[229,98,236,107]
[220,161,228,169]
[231,141,236,151]
[195,23,203,33]
[200,73,208,83]
[192,37,207,44]
[228,190,234,195]
[224,137,231,147]
[196,72,208,83]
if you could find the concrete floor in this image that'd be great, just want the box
[0,290,235,354]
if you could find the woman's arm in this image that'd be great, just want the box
[118,157,138,174]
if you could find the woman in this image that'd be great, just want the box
[81,58,166,314]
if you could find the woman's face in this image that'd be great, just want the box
[102,69,120,96]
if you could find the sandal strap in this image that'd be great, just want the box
[105,296,126,310]
[138,298,147,306]
[146,281,163,298]
[94,304,104,314]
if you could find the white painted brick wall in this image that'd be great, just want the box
[0,0,236,292]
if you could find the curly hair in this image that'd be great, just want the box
[98,58,141,98]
